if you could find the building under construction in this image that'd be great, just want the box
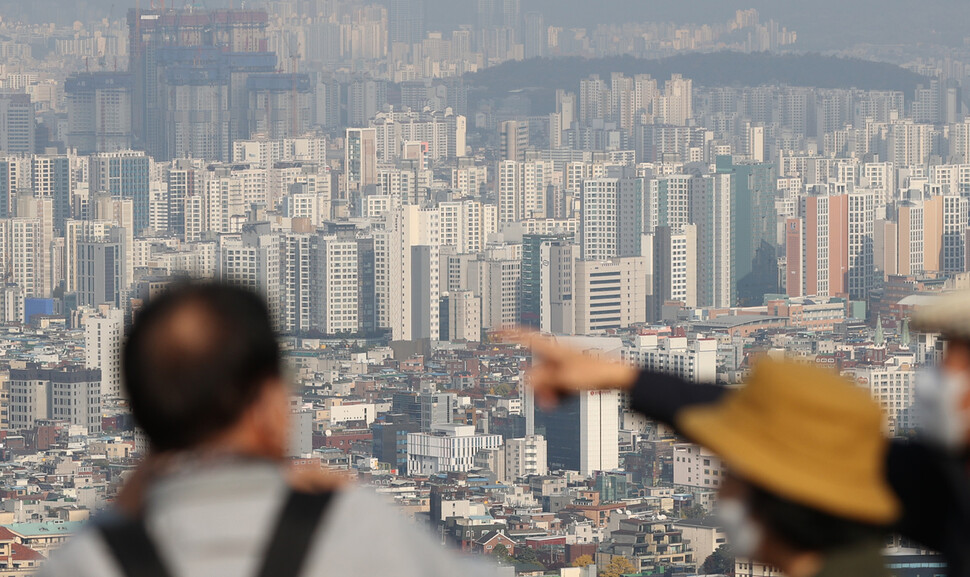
[127,8,310,162]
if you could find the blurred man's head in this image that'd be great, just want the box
[123,283,289,458]
[911,293,970,448]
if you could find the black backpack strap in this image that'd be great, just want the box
[98,490,334,577]
[255,490,335,577]
[99,517,175,577]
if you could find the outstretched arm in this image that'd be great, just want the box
[629,370,726,429]
[509,331,727,430]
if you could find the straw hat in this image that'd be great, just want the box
[678,360,900,525]
[910,291,970,340]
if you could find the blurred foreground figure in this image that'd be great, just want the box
[680,361,897,577]
[515,321,970,576]
[41,284,496,577]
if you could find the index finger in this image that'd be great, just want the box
[499,327,570,363]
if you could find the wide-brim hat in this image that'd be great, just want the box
[678,359,900,525]
[910,291,970,340]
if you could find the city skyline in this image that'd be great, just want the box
[0,0,959,575]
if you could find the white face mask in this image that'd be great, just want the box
[915,368,970,450]
[716,498,763,558]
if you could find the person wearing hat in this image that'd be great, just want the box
[513,323,970,577]
[678,360,898,577]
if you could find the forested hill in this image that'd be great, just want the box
[463,52,927,108]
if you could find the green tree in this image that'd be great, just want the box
[681,504,707,519]
[573,554,595,568]
[701,545,735,575]
[515,547,545,567]
[492,544,510,562]
[599,557,636,577]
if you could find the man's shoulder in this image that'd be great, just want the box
[38,522,121,577]
[311,486,500,577]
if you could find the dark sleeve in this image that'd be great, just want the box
[628,370,727,429]
[886,439,948,550]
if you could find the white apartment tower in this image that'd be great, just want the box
[374,203,440,341]
[651,225,697,319]
[217,224,282,329]
[497,160,554,224]
[445,290,481,342]
[581,175,644,261]
[84,306,125,398]
[439,200,497,254]
[473,257,521,331]
[847,190,876,301]
[691,173,733,308]
[313,235,359,334]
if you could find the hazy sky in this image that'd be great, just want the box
[2,0,969,52]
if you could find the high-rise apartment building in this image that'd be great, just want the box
[246,74,314,140]
[787,186,875,300]
[313,235,359,335]
[277,233,314,335]
[847,189,876,301]
[690,173,734,308]
[472,256,521,331]
[716,156,777,305]
[581,175,644,261]
[166,159,202,240]
[345,128,378,194]
[497,160,554,223]
[0,158,20,219]
[218,222,282,328]
[127,8,272,160]
[89,151,151,235]
[579,75,608,124]
[76,228,127,308]
[499,120,529,162]
[788,189,847,298]
[388,0,426,45]
[84,306,125,399]
[520,233,574,328]
[65,72,133,154]
[8,211,54,299]
[439,200,497,254]
[31,156,73,234]
[659,74,693,125]
[441,290,481,342]
[522,12,546,59]
[0,94,34,154]
[374,203,440,341]
[651,225,697,320]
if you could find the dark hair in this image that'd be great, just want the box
[748,485,886,552]
[123,282,282,452]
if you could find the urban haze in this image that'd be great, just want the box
[0,0,960,575]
